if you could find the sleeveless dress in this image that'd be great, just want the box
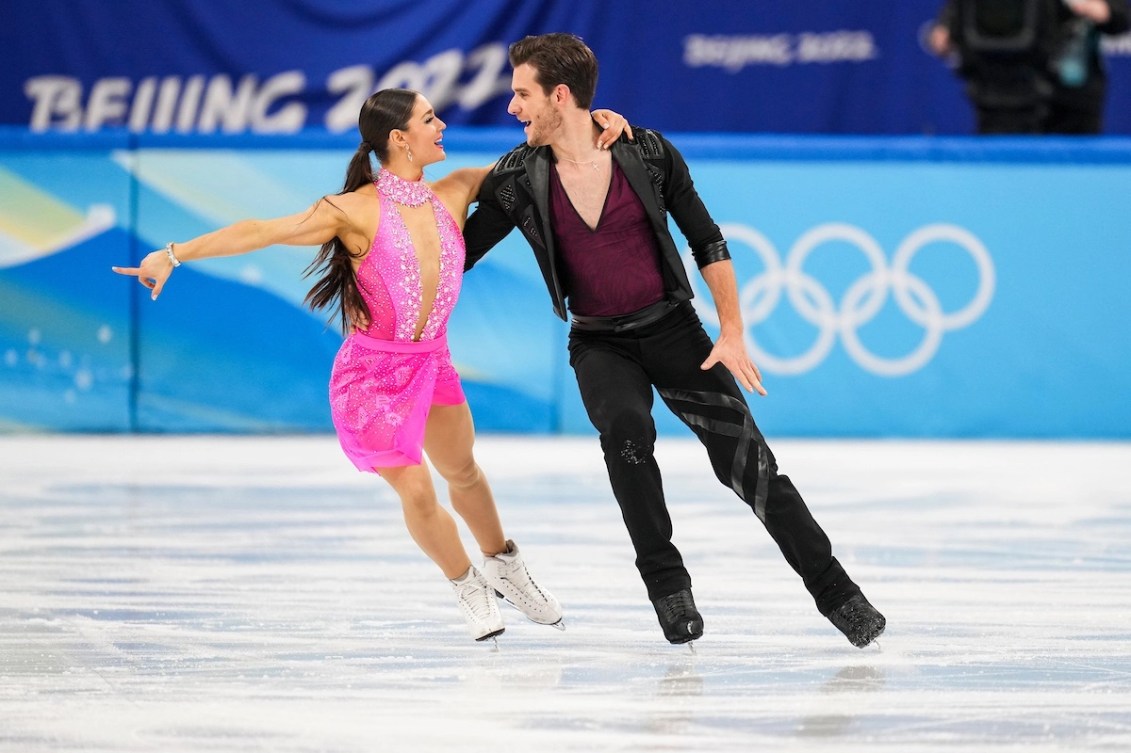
[329,169,466,471]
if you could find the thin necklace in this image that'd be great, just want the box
[558,152,602,171]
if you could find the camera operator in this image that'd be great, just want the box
[928,0,1130,134]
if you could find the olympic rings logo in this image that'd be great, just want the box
[684,223,995,376]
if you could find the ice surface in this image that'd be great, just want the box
[1,435,1129,752]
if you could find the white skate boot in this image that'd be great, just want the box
[450,566,505,642]
[482,540,564,629]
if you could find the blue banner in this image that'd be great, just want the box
[626,141,1131,439]
[2,129,1130,438]
[4,0,1131,136]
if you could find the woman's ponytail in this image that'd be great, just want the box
[303,89,419,334]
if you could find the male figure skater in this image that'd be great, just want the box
[463,33,885,648]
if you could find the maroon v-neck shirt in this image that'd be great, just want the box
[548,160,666,317]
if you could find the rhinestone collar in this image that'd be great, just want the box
[376,169,432,207]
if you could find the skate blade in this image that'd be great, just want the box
[496,594,565,630]
[474,627,505,643]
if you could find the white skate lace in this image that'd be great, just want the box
[499,559,549,603]
[454,574,496,622]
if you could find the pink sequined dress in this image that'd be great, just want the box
[329,169,465,471]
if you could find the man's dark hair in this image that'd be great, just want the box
[509,33,598,110]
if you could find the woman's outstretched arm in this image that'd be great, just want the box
[112,196,361,300]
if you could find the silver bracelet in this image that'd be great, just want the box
[164,242,182,268]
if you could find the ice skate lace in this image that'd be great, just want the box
[656,590,697,621]
[499,559,549,604]
[455,575,496,621]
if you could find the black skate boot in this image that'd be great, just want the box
[652,588,704,644]
[828,594,885,648]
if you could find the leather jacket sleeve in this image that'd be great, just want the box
[463,173,517,272]
[653,131,731,269]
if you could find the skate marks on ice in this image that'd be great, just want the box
[1,436,1130,751]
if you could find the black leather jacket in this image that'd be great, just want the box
[463,127,731,321]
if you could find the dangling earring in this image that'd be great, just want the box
[405,145,413,163]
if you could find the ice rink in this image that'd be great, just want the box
[2,434,1129,752]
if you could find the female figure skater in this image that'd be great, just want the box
[113,89,627,642]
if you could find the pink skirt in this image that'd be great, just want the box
[329,331,465,472]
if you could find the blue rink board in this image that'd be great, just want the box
[1,130,1128,438]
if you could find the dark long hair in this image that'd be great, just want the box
[303,88,419,333]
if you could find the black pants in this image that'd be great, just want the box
[567,302,860,615]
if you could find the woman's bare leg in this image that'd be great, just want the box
[378,461,471,579]
[424,402,563,626]
[422,402,506,556]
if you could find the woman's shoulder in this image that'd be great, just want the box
[342,181,378,201]
[431,165,494,204]
[321,183,380,246]
[423,168,488,229]
[431,165,489,188]
[323,183,378,215]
